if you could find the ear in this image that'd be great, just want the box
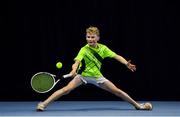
[97,36,100,41]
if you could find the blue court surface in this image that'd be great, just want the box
[0,101,180,116]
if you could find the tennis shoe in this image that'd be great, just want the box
[36,102,46,111]
[135,103,153,110]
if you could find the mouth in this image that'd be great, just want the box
[88,41,95,45]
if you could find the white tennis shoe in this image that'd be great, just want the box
[135,102,153,110]
[36,102,46,111]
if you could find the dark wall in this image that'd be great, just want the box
[1,0,179,101]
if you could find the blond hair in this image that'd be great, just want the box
[86,26,100,36]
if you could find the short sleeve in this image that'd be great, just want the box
[74,48,86,61]
[103,45,117,58]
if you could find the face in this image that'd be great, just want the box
[86,33,99,47]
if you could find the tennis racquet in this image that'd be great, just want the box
[31,72,72,93]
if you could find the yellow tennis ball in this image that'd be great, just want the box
[56,62,62,69]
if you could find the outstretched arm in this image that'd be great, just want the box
[69,60,80,77]
[113,55,136,72]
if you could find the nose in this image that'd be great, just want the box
[87,37,93,40]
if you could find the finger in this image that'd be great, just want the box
[127,60,131,64]
[130,66,136,72]
[134,66,136,71]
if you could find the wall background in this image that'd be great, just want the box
[1,0,179,101]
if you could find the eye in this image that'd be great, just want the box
[91,36,95,38]
[86,36,95,38]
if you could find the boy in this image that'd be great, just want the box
[37,26,152,111]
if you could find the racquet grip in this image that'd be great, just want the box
[63,74,72,78]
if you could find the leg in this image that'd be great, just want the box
[37,76,83,111]
[99,80,141,109]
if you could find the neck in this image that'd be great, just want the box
[89,44,98,48]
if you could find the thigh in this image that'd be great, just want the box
[99,80,118,93]
[65,75,84,89]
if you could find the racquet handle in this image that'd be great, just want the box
[63,74,72,78]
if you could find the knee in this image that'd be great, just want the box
[61,86,73,95]
[112,88,125,95]
[111,88,119,95]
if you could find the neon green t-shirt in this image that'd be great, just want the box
[74,43,117,78]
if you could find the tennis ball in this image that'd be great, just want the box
[56,62,63,69]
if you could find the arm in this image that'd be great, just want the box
[113,54,136,72]
[69,60,80,77]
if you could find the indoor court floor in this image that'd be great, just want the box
[0,101,180,116]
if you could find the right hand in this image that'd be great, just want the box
[70,60,80,77]
[69,70,77,77]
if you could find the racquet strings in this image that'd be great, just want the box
[31,73,54,93]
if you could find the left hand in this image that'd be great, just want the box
[126,60,136,72]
